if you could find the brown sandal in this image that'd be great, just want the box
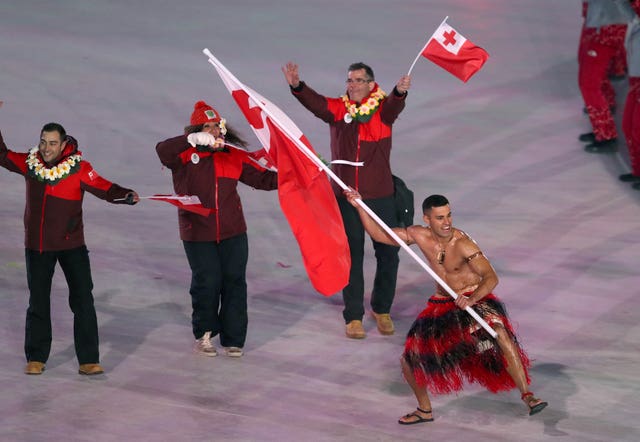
[521,392,548,416]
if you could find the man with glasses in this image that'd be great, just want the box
[282,61,411,339]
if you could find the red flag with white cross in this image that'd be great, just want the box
[420,19,489,82]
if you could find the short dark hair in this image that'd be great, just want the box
[41,122,66,140]
[348,62,374,80]
[422,194,449,213]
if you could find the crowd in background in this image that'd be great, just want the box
[578,0,640,190]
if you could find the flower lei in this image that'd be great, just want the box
[218,118,227,135]
[26,147,82,184]
[341,85,386,123]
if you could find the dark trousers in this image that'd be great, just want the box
[183,233,249,348]
[24,246,99,364]
[338,195,400,323]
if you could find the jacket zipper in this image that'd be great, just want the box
[355,133,360,191]
[214,156,220,243]
[39,191,47,253]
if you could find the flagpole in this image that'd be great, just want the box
[224,142,248,151]
[407,15,449,76]
[203,49,496,338]
[113,195,194,202]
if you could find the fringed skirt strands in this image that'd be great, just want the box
[402,293,530,395]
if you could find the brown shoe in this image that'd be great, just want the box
[78,363,104,375]
[24,361,45,375]
[345,320,366,339]
[372,312,395,335]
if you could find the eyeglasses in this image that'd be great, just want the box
[345,78,372,84]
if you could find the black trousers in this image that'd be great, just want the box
[337,195,400,323]
[183,233,249,348]
[24,246,99,364]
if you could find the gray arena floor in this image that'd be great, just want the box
[1,1,638,441]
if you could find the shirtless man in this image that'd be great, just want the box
[344,189,547,424]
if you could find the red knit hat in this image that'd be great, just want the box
[190,101,221,126]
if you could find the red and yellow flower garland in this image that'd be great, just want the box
[341,85,386,123]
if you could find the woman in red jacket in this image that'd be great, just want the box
[156,101,277,358]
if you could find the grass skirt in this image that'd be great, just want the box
[402,293,530,395]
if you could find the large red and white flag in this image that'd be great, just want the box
[204,50,350,296]
[420,19,489,82]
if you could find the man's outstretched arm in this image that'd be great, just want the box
[343,188,410,246]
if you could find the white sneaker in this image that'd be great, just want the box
[224,347,243,358]
[195,331,217,357]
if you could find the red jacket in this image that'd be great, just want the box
[0,131,134,252]
[291,81,407,199]
[155,135,278,242]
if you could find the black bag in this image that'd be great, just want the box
[392,175,414,227]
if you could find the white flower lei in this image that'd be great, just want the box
[26,147,82,184]
[218,118,227,135]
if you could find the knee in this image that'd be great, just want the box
[69,293,95,313]
[375,246,400,263]
[579,68,602,91]
[192,270,217,288]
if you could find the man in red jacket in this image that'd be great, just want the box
[283,61,411,339]
[0,122,138,375]
[156,101,277,358]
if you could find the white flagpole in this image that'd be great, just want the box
[223,142,247,151]
[113,195,197,202]
[224,142,279,171]
[407,15,449,76]
[203,49,496,338]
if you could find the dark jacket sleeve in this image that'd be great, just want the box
[156,134,190,170]
[0,130,8,167]
[105,183,135,204]
[0,130,26,175]
[78,161,134,204]
[291,82,335,123]
[379,87,407,126]
[239,162,278,190]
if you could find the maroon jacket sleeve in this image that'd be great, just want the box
[78,161,134,204]
[379,88,407,126]
[291,82,335,123]
[239,162,278,190]
[0,130,27,175]
[156,135,190,170]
